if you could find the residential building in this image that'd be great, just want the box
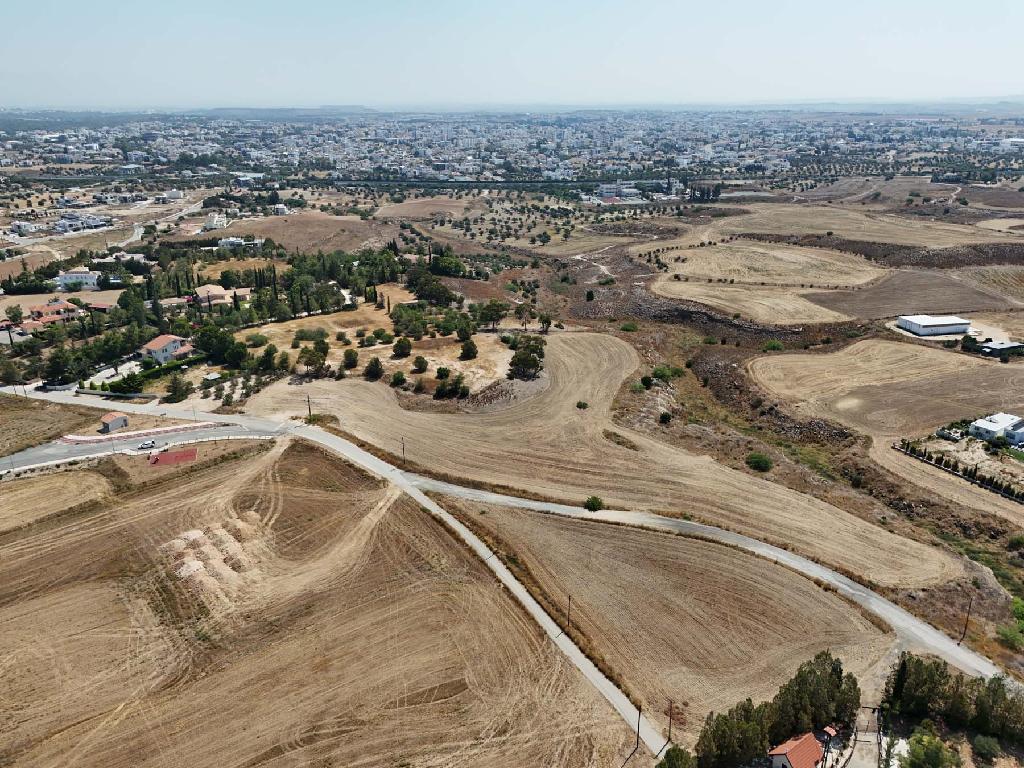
[204,212,228,230]
[769,733,824,768]
[141,334,193,364]
[969,413,1024,445]
[54,266,101,291]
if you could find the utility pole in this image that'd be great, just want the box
[306,393,312,420]
[401,436,406,465]
[958,594,974,645]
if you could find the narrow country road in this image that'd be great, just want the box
[0,383,1011,753]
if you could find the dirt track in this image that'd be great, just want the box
[443,498,895,745]
[1,442,640,767]
[248,332,960,588]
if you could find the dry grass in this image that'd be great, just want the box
[246,332,960,588]
[0,471,111,533]
[0,394,106,456]
[666,240,888,287]
[441,497,895,745]
[651,280,852,324]
[1,441,639,767]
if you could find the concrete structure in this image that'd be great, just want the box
[979,340,1024,356]
[54,266,101,291]
[769,733,824,768]
[141,334,192,365]
[969,413,1024,444]
[100,412,129,433]
[897,314,970,337]
[203,212,228,230]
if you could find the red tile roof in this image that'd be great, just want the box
[101,411,127,423]
[769,733,823,768]
[142,334,183,352]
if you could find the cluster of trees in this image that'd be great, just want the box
[899,440,1024,500]
[507,334,546,380]
[884,653,1024,746]
[659,652,860,768]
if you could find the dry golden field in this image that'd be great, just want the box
[749,340,1024,522]
[442,498,895,745]
[247,332,960,587]
[1,441,640,767]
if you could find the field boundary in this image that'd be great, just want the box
[890,442,1024,505]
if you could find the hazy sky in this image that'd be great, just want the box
[4,0,1023,109]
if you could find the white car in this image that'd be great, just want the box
[138,440,156,450]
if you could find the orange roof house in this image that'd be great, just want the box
[769,733,824,768]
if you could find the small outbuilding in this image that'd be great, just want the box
[896,314,970,337]
[100,411,129,434]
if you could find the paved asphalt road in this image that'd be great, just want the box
[0,383,1013,751]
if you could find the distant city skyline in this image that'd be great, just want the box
[4,0,1023,110]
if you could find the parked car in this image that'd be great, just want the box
[138,440,156,449]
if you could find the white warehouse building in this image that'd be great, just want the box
[897,314,970,337]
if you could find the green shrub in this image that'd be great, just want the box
[343,349,359,369]
[583,496,604,511]
[576,401,588,409]
[436,366,450,380]
[364,357,384,381]
[390,371,406,387]
[762,340,785,352]
[393,336,412,358]
[620,321,638,332]
[972,734,1000,764]
[745,452,773,472]
[412,355,428,373]
[659,411,673,424]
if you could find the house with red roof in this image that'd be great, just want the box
[141,334,193,365]
[769,733,824,768]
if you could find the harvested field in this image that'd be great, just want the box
[725,203,1020,246]
[666,240,888,287]
[0,394,108,456]
[749,340,1024,523]
[247,332,961,587]
[651,280,851,324]
[0,471,111,533]
[748,339,1024,435]
[1,441,638,767]
[442,498,895,745]
[804,270,1019,319]
[959,267,1024,303]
